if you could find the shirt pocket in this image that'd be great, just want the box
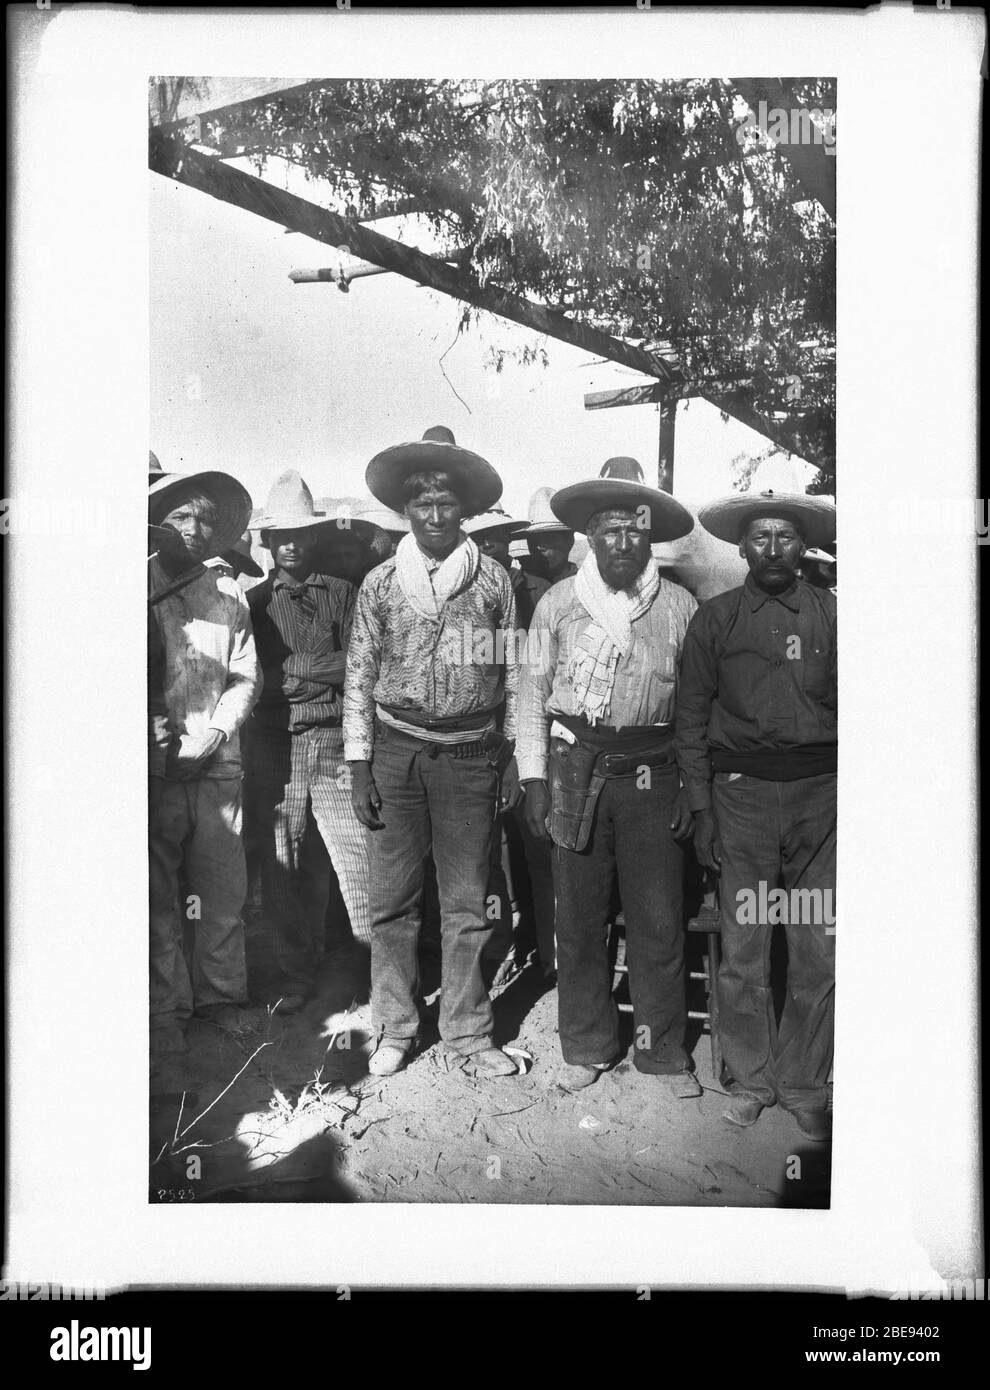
[802,641,834,702]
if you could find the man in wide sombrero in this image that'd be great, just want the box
[517,458,702,1095]
[675,489,837,1140]
[148,460,262,1051]
[343,427,522,1078]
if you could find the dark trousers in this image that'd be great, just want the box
[712,771,836,1111]
[368,722,500,1054]
[507,807,557,969]
[553,764,689,1074]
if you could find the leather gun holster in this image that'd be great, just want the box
[548,737,607,853]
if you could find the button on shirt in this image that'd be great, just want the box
[248,573,357,733]
[674,574,837,812]
[148,557,262,779]
[343,552,518,762]
[516,575,698,782]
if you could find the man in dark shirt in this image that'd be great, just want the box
[246,470,371,1011]
[675,490,837,1140]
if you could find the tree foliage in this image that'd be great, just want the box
[175,77,836,485]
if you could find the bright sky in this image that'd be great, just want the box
[150,155,817,521]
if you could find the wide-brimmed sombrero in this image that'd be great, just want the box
[551,457,694,544]
[347,496,411,537]
[256,470,331,535]
[148,469,253,560]
[518,486,575,537]
[366,425,503,516]
[463,506,528,538]
[698,489,836,550]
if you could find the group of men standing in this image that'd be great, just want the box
[148,428,836,1140]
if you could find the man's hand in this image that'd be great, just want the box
[166,729,226,780]
[499,757,523,812]
[350,760,385,830]
[692,807,721,873]
[669,787,695,840]
[523,779,551,841]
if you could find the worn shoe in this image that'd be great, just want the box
[468,1046,520,1077]
[656,1070,703,1100]
[722,1093,765,1127]
[368,1039,411,1076]
[790,1107,832,1142]
[560,1061,610,1091]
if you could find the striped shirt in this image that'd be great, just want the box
[343,551,518,761]
[148,557,262,779]
[516,574,698,782]
[247,572,357,733]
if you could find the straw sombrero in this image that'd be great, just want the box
[551,457,694,544]
[698,489,836,550]
[347,496,411,537]
[463,506,528,538]
[518,486,575,536]
[256,471,331,535]
[366,425,502,516]
[148,470,253,560]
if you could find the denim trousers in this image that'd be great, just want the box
[368,722,500,1054]
[149,775,248,1027]
[712,771,836,1111]
[553,763,689,1074]
[247,723,373,990]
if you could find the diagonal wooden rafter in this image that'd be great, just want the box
[149,128,681,386]
[733,77,836,220]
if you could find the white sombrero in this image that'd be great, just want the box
[518,486,575,537]
[698,489,836,550]
[256,470,330,534]
[462,506,528,537]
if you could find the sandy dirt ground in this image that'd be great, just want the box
[150,907,831,1209]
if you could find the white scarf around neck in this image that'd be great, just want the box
[568,549,661,724]
[394,531,479,622]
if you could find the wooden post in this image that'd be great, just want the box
[657,399,676,493]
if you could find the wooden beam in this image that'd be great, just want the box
[657,399,676,492]
[584,383,668,410]
[149,130,681,385]
[700,389,833,473]
[150,78,328,130]
[733,78,836,220]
